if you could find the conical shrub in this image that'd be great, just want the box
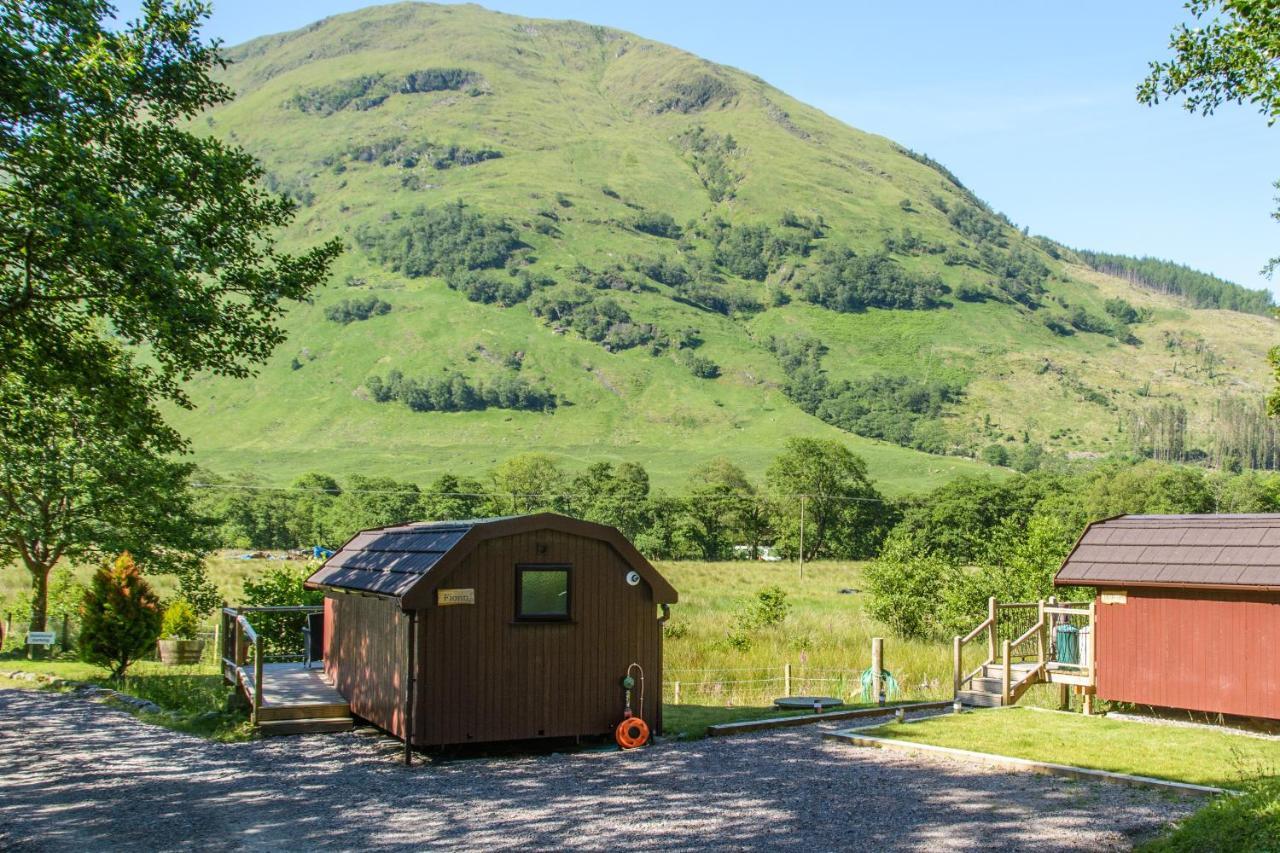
[79,552,162,679]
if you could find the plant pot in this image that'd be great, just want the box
[157,638,205,666]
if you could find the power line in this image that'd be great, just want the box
[188,481,896,505]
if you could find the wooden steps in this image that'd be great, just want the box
[258,716,354,737]
[958,663,1044,708]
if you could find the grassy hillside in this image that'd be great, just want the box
[167,2,1277,490]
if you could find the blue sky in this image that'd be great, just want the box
[116,1,1278,294]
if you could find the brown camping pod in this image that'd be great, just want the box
[305,513,677,749]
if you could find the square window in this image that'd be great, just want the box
[516,565,570,621]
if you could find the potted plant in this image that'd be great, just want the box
[157,599,204,665]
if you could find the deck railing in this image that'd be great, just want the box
[953,597,1095,706]
[219,605,323,726]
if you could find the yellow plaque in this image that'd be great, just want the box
[437,588,475,606]
[1100,590,1127,605]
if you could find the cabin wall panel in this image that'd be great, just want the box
[1097,587,1280,719]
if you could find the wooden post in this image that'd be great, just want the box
[987,597,998,664]
[1001,640,1012,706]
[1036,599,1046,666]
[252,635,263,727]
[1057,683,1070,711]
[783,663,792,697]
[952,636,962,702]
[871,637,884,706]
[673,680,681,705]
[798,496,805,579]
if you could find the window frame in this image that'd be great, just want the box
[514,563,573,622]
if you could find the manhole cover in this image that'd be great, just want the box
[773,696,844,710]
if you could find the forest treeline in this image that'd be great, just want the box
[193,448,1280,575]
[1074,249,1273,315]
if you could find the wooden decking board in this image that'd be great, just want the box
[239,663,348,708]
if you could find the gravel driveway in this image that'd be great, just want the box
[0,688,1197,851]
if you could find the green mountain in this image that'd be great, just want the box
[172,1,1279,492]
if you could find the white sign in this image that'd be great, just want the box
[1100,590,1127,605]
[26,631,55,646]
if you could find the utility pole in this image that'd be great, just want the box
[798,495,805,579]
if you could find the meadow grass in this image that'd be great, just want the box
[861,707,1280,789]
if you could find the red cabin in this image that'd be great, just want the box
[1054,514,1280,721]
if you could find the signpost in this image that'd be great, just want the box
[26,631,55,660]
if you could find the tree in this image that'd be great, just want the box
[328,476,422,544]
[564,462,651,539]
[489,454,565,515]
[79,553,163,679]
[0,1,342,408]
[1139,2,1280,406]
[284,473,343,548]
[1,2,337,627]
[419,474,495,521]
[765,438,889,560]
[0,354,216,631]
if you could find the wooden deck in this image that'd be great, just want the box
[234,663,353,734]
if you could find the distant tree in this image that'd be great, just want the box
[328,476,422,543]
[765,438,888,560]
[242,564,324,657]
[79,553,163,680]
[419,474,495,521]
[489,454,565,515]
[565,462,651,539]
[980,444,1010,467]
[285,474,343,548]
[864,533,960,640]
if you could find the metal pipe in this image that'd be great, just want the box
[403,610,417,766]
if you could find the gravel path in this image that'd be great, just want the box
[0,689,1198,851]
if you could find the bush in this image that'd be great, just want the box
[632,211,682,239]
[864,537,959,640]
[79,553,163,679]
[161,599,200,640]
[980,443,1010,467]
[803,248,947,311]
[727,585,790,649]
[242,564,324,658]
[324,295,391,324]
[356,201,523,277]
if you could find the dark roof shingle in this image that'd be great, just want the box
[1055,515,1280,590]
[305,513,677,604]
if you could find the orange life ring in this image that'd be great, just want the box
[615,716,649,749]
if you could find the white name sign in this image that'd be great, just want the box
[26,631,55,646]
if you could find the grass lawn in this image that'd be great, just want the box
[861,707,1280,789]
[1141,776,1280,852]
[0,655,253,742]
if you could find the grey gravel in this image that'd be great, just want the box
[0,689,1200,851]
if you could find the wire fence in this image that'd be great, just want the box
[662,663,949,706]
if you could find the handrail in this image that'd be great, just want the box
[960,615,994,645]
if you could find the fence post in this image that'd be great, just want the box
[952,636,962,707]
[783,663,792,697]
[1036,599,1046,666]
[1001,639,1012,706]
[987,597,998,663]
[871,637,884,706]
[673,680,681,705]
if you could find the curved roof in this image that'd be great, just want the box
[305,513,677,606]
[1054,514,1280,591]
